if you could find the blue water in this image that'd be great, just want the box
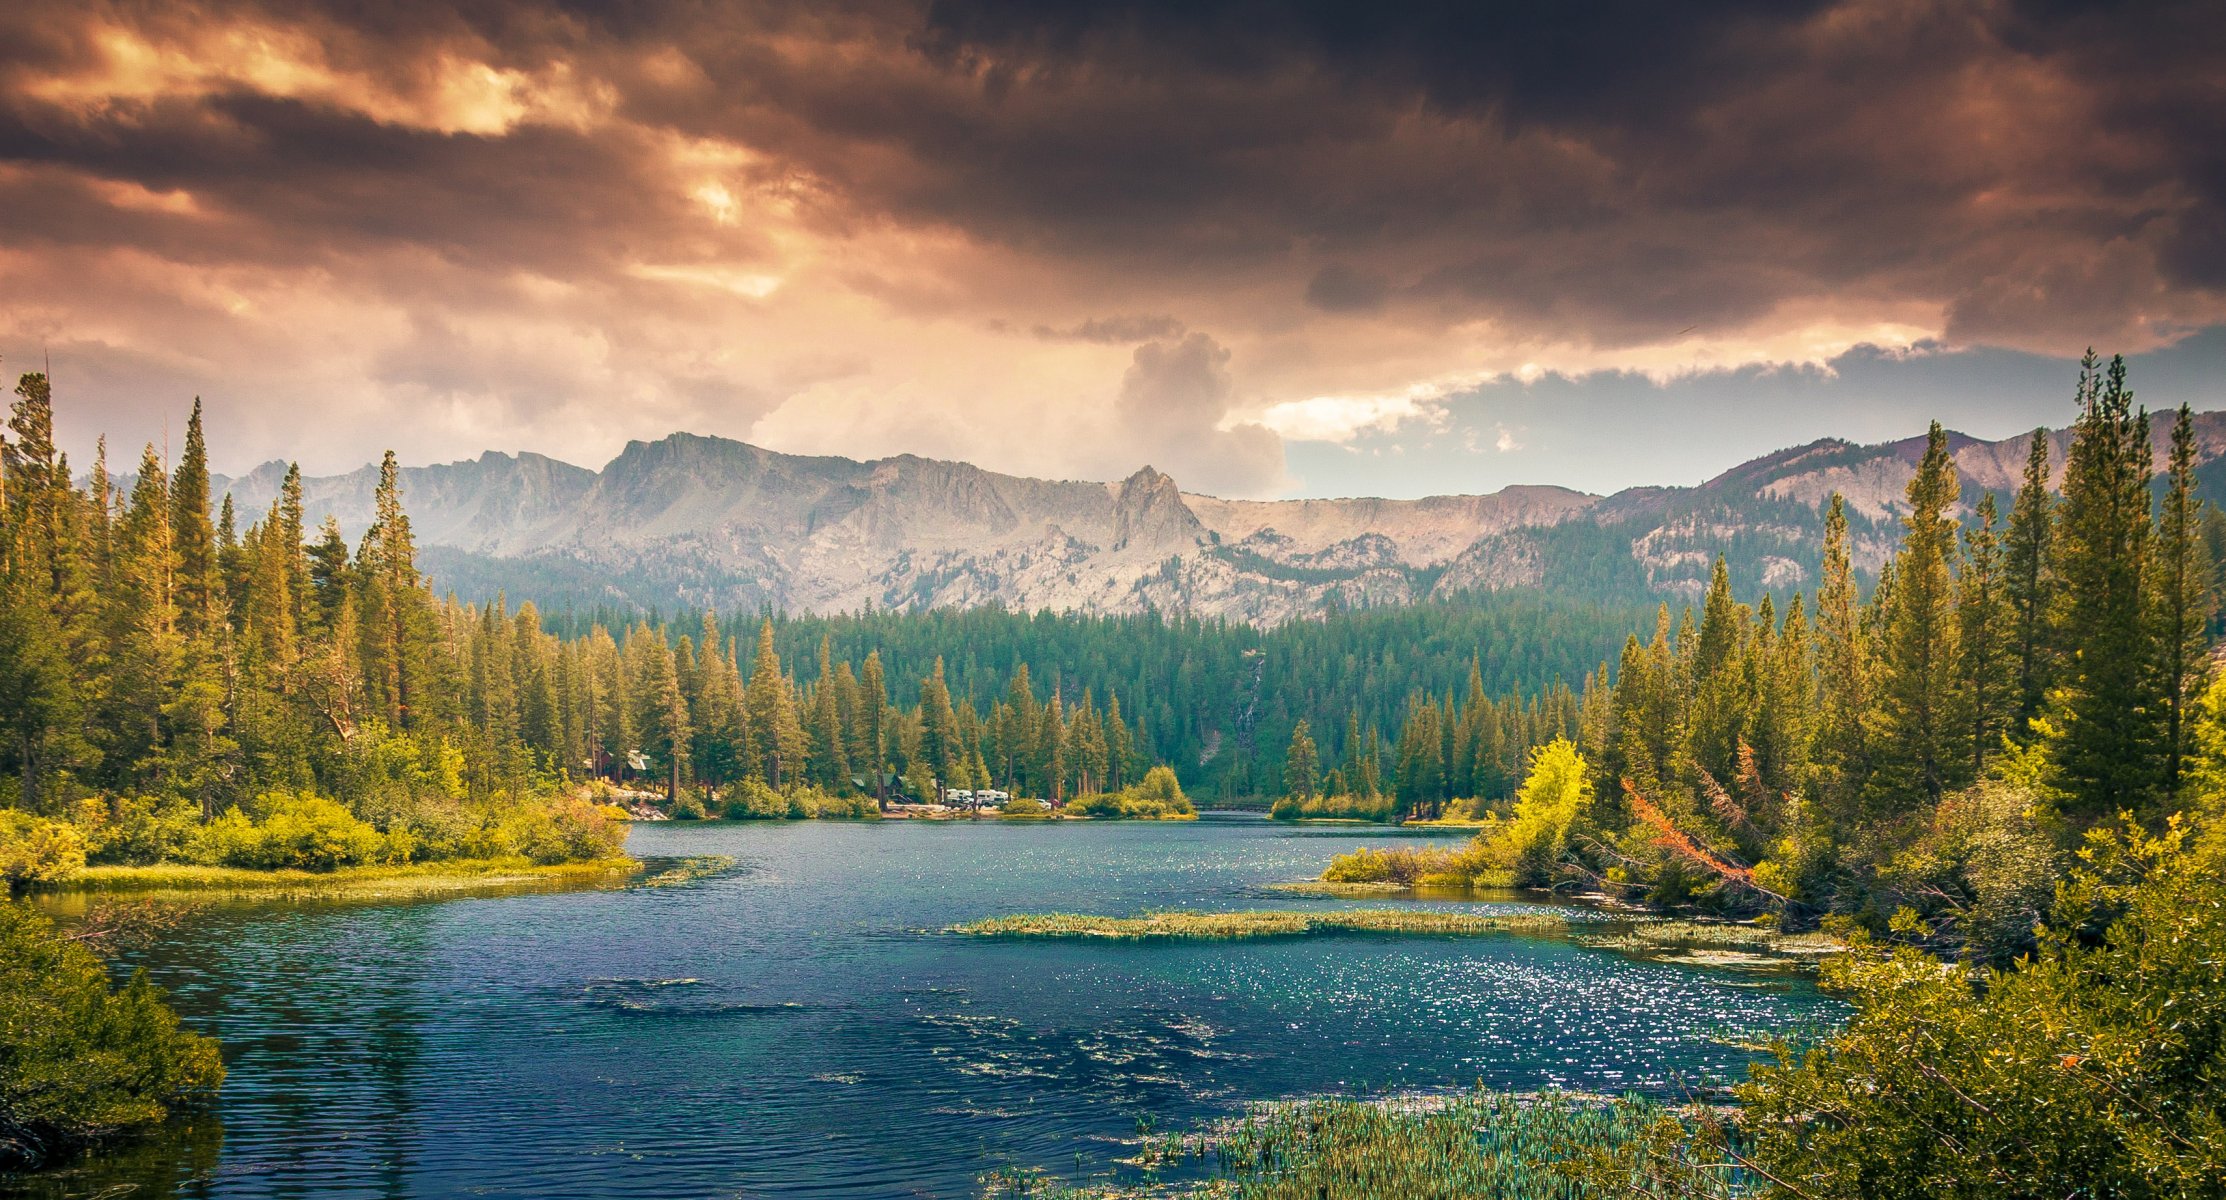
[23,818,1836,1198]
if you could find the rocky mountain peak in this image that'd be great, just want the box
[212,411,2226,624]
[1111,465,1204,552]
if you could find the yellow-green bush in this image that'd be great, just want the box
[717,778,791,820]
[711,778,880,820]
[486,796,626,864]
[1316,741,1595,891]
[70,795,201,866]
[191,793,386,871]
[1321,844,1464,886]
[1269,792,1400,821]
[0,811,87,892]
[800,789,880,819]
[1068,766,1197,820]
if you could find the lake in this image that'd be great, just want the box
[22,817,1839,1198]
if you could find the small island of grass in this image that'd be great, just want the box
[950,908,1566,941]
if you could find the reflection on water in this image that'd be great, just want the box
[11,820,1842,1198]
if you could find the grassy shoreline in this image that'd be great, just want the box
[38,857,639,901]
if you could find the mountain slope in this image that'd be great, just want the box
[212,412,2226,621]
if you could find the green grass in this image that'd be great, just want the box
[1264,880,1411,897]
[950,908,1567,942]
[47,857,637,901]
[1575,920,1843,959]
[979,1088,1740,1199]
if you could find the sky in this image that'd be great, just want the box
[2,0,2223,499]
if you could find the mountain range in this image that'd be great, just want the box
[211,414,2226,624]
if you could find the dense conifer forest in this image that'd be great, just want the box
[1314,354,2226,959]
[0,370,1644,833]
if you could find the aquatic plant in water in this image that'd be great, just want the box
[980,1089,1744,1199]
[950,909,1566,941]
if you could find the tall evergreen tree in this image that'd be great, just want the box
[1869,423,1963,808]
[2051,353,2162,814]
[2152,404,2212,797]
[2003,428,2054,729]
[169,399,218,633]
[745,619,807,787]
[1814,494,1870,812]
[1285,718,1318,799]
[1955,494,2015,779]
[859,650,889,802]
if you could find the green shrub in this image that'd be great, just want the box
[70,795,201,866]
[718,778,792,820]
[1738,811,2226,1195]
[1269,792,1400,821]
[668,791,708,821]
[805,790,880,820]
[1876,779,2062,963]
[252,793,387,869]
[1321,844,1462,885]
[0,901,224,1167]
[999,796,1050,818]
[0,811,86,892]
[191,793,385,871]
[496,796,626,864]
[709,779,875,820]
[1060,791,1122,818]
[1068,767,1197,820]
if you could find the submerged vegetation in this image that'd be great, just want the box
[951,908,1565,942]
[633,855,736,889]
[981,1090,1743,1199]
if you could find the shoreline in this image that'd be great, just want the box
[34,857,640,903]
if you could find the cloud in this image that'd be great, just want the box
[1304,263,1389,314]
[0,0,2221,497]
[1116,332,1285,495]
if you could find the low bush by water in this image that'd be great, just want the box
[0,903,222,1170]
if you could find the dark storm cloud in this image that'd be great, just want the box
[1,0,2223,493]
[7,0,2219,342]
[1304,264,1388,315]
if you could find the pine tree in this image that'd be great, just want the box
[2051,353,2163,814]
[809,639,850,790]
[169,399,218,634]
[860,651,890,802]
[1285,718,1318,799]
[1104,691,1136,790]
[1869,422,1963,808]
[1814,493,1870,813]
[917,657,963,794]
[2003,428,2054,730]
[1955,494,2015,779]
[745,619,807,787]
[1685,556,1751,784]
[110,445,184,794]
[640,636,691,799]
[2152,404,2212,798]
